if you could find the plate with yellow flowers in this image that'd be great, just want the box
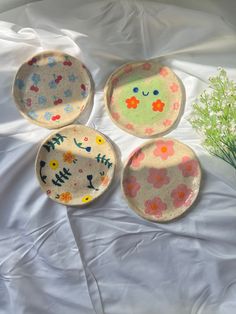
[104,61,184,138]
[35,125,116,206]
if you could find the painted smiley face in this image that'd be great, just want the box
[125,84,165,113]
[133,86,159,97]
[117,75,173,126]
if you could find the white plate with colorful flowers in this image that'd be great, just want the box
[35,125,116,206]
[13,51,94,128]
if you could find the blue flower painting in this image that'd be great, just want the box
[48,57,57,68]
[64,104,73,112]
[15,79,25,90]
[28,110,38,119]
[64,89,72,97]
[31,73,41,85]
[49,80,57,89]
[68,74,78,82]
[38,95,47,106]
[44,112,53,121]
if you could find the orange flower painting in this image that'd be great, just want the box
[125,96,140,109]
[59,192,73,203]
[152,99,165,112]
[63,151,76,164]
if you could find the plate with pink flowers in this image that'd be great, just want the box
[13,51,94,128]
[104,61,184,138]
[122,138,201,222]
[35,124,116,206]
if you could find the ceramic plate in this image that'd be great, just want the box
[13,51,94,128]
[122,138,201,222]
[35,125,116,206]
[104,61,184,138]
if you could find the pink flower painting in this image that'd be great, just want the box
[163,119,172,127]
[125,123,134,130]
[178,156,199,177]
[111,112,120,121]
[171,184,193,208]
[130,149,145,168]
[147,168,170,188]
[145,128,154,135]
[112,77,119,86]
[153,140,175,160]
[124,64,133,73]
[26,98,32,107]
[123,176,141,198]
[144,197,167,218]
[159,67,168,77]
[170,83,179,93]
[142,63,152,70]
[172,101,180,110]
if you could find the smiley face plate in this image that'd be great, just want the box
[104,62,184,138]
[35,125,116,206]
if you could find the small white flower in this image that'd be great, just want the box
[215,123,221,129]
[221,100,227,108]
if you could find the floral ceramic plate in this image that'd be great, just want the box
[104,61,184,138]
[35,125,116,206]
[122,138,201,222]
[13,51,94,128]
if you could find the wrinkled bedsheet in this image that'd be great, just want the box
[0,1,236,313]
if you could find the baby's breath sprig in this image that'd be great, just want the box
[190,68,236,169]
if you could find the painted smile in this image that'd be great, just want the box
[142,91,149,96]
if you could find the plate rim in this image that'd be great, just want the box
[121,137,202,222]
[104,60,184,138]
[12,50,94,129]
[35,124,117,206]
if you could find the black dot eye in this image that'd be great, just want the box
[133,87,139,93]
[153,89,159,96]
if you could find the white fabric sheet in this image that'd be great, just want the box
[0,1,236,313]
